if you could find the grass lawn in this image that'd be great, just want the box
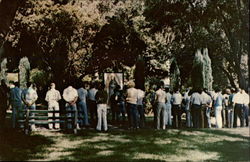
[0,116,249,161]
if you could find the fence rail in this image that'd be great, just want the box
[17,109,81,135]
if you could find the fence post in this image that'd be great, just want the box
[25,109,30,135]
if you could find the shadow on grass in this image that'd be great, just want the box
[54,128,250,161]
[0,128,54,161]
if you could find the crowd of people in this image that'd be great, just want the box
[0,78,249,132]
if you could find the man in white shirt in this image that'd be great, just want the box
[165,87,172,128]
[242,89,249,127]
[155,82,167,130]
[63,84,78,129]
[183,88,191,128]
[126,80,139,129]
[22,82,38,131]
[190,89,202,128]
[45,83,61,130]
[201,88,212,128]
[171,88,183,128]
[232,88,244,127]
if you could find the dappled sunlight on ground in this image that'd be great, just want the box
[1,126,249,161]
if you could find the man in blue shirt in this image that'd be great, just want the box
[10,82,23,129]
[214,88,223,128]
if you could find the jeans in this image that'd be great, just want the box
[66,103,77,129]
[48,102,60,129]
[11,102,22,129]
[243,105,249,126]
[137,105,145,128]
[128,103,138,129]
[191,104,201,128]
[96,104,108,131]
[77,101,89,126]
[172,104,182,128]
[165,103,172,126]
[215,106,223,128]
[234,104,244,127]
[118,101,126,121]
[186,110,192,128]
[156,102,166,129]
[227,107,234,128]
[205,107,211,128]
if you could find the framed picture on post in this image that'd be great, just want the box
[104,72,124,102]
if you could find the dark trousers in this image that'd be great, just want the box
[111,104,119,122]
[137,105,145,128]
[191,104,202,128]
[128,103,138,129]
[0,106,7,129]
[172,105,182,128]
[200,105,205,128]
[233,104,244,127]
[243,105,249,126]
[126,103,131,128]
[88,100,97,126]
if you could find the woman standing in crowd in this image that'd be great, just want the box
[125,81,139,129]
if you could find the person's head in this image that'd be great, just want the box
[174,87,180,93]
[236,87,241,93]
[127,80,135,88]
[203,88,208,93]
[1,79,6,86]
[230,88,236,94]
[225,88,231,95]
[50,83,56,89]
[165,87,170,93]
[27,82,32,88]
[214,87,221,93]
[14,82,19,87]
[97,82,105,90]
[157,81,164,90]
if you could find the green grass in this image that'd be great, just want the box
[0,114,249,161]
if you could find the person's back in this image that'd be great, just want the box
[88,88,97,101]
[172,91,182,105]
[126,87,138,104]
[10,86,22,104]
[77,87,88,103]
[155,88,166,103]
[96,89,108,104]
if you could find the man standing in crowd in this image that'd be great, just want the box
[183,88,192,128]
[232,88,244,127]
[95,82,108,132]
[63,83,78,130]
[155,81,167,130]
[88,81,98,127]
[165,87,172,128]
[222,89,230,127]
[22,82,38,131]
[201,88,212,128]
[137,88,145,128]
[0,79,9,130]
[214,88,223,128]
[10,81,22,129]
[228,88,235,128]
[190,89,202,128]
[77,81,90,128]
[45,83,61,130]
[126,81,139,129]
[171,88,183,128]
[242,89,249,127]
